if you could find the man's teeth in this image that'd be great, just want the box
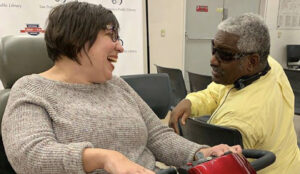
[107,57,117,62]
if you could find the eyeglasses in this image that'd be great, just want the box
[211,40,253,62]
[106,25,123,45]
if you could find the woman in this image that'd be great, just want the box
[1,2,241,174]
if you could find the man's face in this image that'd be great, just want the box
[210,30,249,85]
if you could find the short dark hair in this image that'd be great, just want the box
[45,1,119,63]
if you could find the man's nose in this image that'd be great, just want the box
[210,55,220,66]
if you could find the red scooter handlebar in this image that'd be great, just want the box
[176,149,276,174]
[156,149,276,174]
[242,149,276,171]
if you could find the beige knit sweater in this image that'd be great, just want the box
[2,74,205,174]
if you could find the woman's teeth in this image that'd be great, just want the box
[107,57,117,63]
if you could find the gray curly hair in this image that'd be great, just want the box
[218,13,270,63]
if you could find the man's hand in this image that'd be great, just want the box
[169,99,192,134]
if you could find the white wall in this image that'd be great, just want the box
[1,0,298,91]
[0,0,147,90]
[147,0,300,75]
[142,0,148,73]
[264,0,300,67]
[148,0,185,73]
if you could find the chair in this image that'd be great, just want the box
[121,74,172,119]
[0,35,174,172]
[0,35,53,173]
[0,35,53,89]
[154,65,187,108]
[180,117,244,148]
[0,90,12,174]
[284,69,300,115]
[187,71,212,92]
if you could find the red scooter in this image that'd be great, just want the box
[157,149,275,174]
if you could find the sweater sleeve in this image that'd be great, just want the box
[186,82,227,117]
[1,85,93,174]
[115,77,209,167]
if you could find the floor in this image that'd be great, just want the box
[160,111,170,125]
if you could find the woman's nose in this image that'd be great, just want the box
[116,40,124,53]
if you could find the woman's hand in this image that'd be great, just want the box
[103,150,154,174]
[83,148,155,174]
[197,144,242,158]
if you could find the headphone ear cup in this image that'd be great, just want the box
[234,64,271,90]
[234,79,245,90]
[234,73,261,90]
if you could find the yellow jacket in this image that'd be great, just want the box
[186,56,300,174]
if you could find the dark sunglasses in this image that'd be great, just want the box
[211,40,253,62]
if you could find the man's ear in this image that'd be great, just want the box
[246,54,260,72]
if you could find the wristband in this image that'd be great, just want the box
[195,151,205,161]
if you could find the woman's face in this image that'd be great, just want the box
[78,29,124,83]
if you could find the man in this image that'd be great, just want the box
[169,13,300,174]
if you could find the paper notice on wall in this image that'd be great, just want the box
[277,0,300,29]
[196,5,208,12]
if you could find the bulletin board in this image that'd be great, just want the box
[277,0,300,29]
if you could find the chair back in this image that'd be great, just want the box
[187,71,212,92]
[154,65,187,107]
[284,69,300,115]
[180,118,243,148]
[121,74,172,119]
[0,35,53,89]
[0,35,53,173]
[0,89,14,174]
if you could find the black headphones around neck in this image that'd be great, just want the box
[234,63,271,90]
